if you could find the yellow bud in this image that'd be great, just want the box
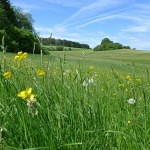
[3,72,12,78]
[18,51,23,56]
[37,70,45,76]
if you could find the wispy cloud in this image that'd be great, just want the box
[75,1,150,34]
[76,14,119,29]
[44,0,87,7]
[62,0,124,25]
[123,25,150,33]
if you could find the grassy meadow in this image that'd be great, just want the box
[0,49,150,149]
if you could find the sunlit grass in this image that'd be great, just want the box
[0,50,150,149]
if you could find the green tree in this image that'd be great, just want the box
[93,38,129,51]
[13,7,34,32]
[101,38,113,45]
[0,0,40,53]
[0,4,9,29]
[0,0,17,28]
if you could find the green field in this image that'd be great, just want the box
[0,49,150,149]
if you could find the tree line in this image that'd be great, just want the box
[0,0,40,53]
[94,38,131,51]
[40,37,90,49]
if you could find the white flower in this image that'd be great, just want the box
[88,78,94,83]
[83,80,88,87]
[27,99,37,107]
[83,77,94,87]
[65,70,70,73]
[128,98,136,105]
[63,70,70,76]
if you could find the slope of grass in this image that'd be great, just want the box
[0,49,150,149]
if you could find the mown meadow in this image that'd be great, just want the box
[0,49,150,150]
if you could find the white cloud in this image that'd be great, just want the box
[44,0,89,7]
[76,14,119,29]
[127,36,150,50]
[35,25,67,36]
[123,25,150,32]
[61,0,124,26]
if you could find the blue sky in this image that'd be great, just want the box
[10,0,150,50]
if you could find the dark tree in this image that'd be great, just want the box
[0,0,17,28]
[13,7,34,32]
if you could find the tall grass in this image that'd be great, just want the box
[0,50,150,150]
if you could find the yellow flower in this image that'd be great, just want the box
[3,72,12,78]
[17,91,27,99]
[36,70,45,76]
[18,51,23,56]
[14,51,28,61]
[21,52,28,59]
[126,75,132,81]
[89,66,95,70]
[136,78,142,84]
[14,56,20,61]
[17,88,35,101]
[25,88,32,95]
[117,83,124,88]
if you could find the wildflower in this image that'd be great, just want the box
[14,51,28,61]
[27,99,38,115]
[83,80,88,87]
[83,77,94,87]
[136,78,142,84]
[18,51,23,56]
[18,88,37,115]
[27,98,37,107]
[126,75,132,81]
[128,98,136,105]
[88,78,94,83]
[14,56,20,60]
[3,72,12,78]
[36,70,45,76]
[117,83,124,88]
[21,52,28,59]
[63,70,71,77]
[17,88,35,101]
[89,66,95,70]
